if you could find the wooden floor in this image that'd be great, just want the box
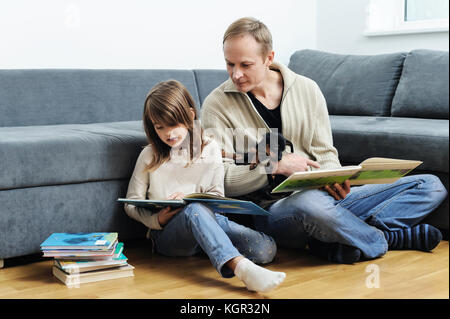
[0,240,448,299]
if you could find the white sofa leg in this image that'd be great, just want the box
[0,259,3,269]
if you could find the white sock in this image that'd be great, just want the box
[234,258,286,293]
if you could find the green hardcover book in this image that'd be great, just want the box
[272,157,422,193]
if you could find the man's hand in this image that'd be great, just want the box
[272,153,320,176]
[322,180,351,200]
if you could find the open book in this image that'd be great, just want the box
[272,157,423,193]
[118,193,271,216]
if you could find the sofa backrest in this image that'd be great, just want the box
[391,49,449,119]
[288,49,406,116]
[0,69,200,127]
[193,69,229,107]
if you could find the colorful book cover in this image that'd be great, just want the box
[271,157,422,193]
[40,232,118,250]
[55,252,128,273]
[347,168,416,185]
[272,174,354,192]
[55,243,124,268]
[272,166,361,193]
[42,241,118,258]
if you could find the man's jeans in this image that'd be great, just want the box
[150,203,277,278]
[253,174,448,259]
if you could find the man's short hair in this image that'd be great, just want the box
[223,17,273,57]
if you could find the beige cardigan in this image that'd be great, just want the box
[200,62,341,197]
[124,137,224,231]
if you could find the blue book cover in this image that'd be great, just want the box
[40,232,118,250]
[118,198,185,210]
[119,193,271,216]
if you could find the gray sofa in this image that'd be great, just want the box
[0,49,448,267]
[288,49,449,234]
[0,69,226,267]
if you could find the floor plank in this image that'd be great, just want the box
[0,240,448,299]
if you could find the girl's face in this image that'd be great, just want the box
[153,122,189,148]
[152,107,195,148]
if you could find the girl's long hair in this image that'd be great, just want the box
[143,80,207,172]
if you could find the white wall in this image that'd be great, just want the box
[2,0,446,69]
[316,0,449,55]
[0,0,317,69]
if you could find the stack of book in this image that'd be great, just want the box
[40,232,134,288]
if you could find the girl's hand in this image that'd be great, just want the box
[167,192,185,200]
[157,192,185,226]
[157,206,182,227]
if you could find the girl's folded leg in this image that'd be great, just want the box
[152,203,285,292]
[229,256,285,293]
[151,203,240,276]
[214,213,277,264]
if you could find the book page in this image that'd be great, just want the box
[359,157,423,170]
[349,157,423,186]
[183,193,238,201]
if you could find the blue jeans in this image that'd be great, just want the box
[253,174,447,259]
[150,203,277,278]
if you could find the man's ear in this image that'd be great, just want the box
[266,50,275,67]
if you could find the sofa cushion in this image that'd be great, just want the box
[288,50,406,116]
[330,115,449,173]
[0,70,200,127]
[0,180,146,259]
[0,121,147,190]
[193,69,229,107]
[391,50,449,119]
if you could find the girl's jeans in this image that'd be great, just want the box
[150,203,277,278]
[253,174,447,259]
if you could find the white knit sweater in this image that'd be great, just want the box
[124,137,224,230]
[200,62,341,197]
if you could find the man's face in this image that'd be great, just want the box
[223,33,272,93]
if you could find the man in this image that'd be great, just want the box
[200,17,447,263]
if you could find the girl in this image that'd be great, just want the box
[124,80,285,293]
